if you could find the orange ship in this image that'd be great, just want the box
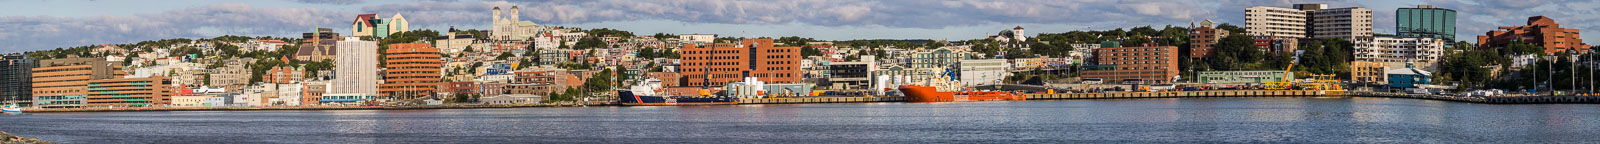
[899,85,1025,102]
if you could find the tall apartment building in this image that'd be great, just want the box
[1190,19,1229,58]
[381,43,443,99]
[680,38,802,86]
[1082,46,1180,84]
[1245,6,1308,38]
[1477,16,1591,54]
[32,57,125,108]
[86,77,172,107]
[1,54,38,106]
[1301,4,1374,39]
[1354,37,1446,70]
[1245,4,1372,39]
[333,37,379,96]
[1397,5,1458,43]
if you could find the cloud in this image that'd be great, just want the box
[7,0,1600,53]
[290,0,365,5]
[0,3,349,53]
[1419,0,1600,42]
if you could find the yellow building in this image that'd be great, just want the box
[171,95,210,107]
[1350,61,1387,84]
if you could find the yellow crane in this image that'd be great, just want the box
[1264,50,1304,90]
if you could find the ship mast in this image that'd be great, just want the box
[702,37,714,96]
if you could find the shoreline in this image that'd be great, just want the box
[22,103,612,113]
[19,90,1600,113]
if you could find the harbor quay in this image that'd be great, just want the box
[29,89,1600,113]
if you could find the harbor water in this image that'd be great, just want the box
[4,97,1600,143]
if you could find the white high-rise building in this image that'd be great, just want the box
[333,37,379,96]
[1354,37,1444,70]
[1303,4,1373,39]
[1245,4,1373,39]
[1245,6,1308,38]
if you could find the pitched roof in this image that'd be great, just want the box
[1385,67,1432,76]
[354,14,378,27]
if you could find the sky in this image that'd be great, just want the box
[1,0,1598,53]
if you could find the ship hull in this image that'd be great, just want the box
[900,85,956,102]
[899,85,1024,102]
[618,90,738,106]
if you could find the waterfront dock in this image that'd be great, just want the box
[25,90,1600,113]
[22,103,603,113]
[1023,90,1337,100]
[739,96,907,104]
[1349,91,1600,104]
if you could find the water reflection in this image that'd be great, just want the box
[5,97,1600,143]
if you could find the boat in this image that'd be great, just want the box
[897,68,1025,102]
[617,78,738,106]
[3,103,22,114]
[900,85,1025,102]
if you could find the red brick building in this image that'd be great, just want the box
[380,43,442,99]
[261,65,303,84]
[1082,46,1180,84]
[680,38,801,87]
[1477,16,1591,54]
[1189,20,1228,58]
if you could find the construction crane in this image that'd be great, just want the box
[1264,50,1305,90]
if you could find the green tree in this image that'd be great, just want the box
[496,52,514,60]
[1209,34,1261,70]
[573,37,606,49]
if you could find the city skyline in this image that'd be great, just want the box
[1,0,1596,53]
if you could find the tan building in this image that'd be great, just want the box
[171,95,210,107]
[31,57,125,108]
[302,82,327,105]
[1246,4,1374,39]
[86,77,173,107]
[1350,61,1387,83]
[1302,4,1374,39]
[208,59,251,92]
[1245,6,1308,38]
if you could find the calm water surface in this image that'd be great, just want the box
[4,97,1600,143]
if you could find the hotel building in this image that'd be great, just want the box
[381,43,443,99]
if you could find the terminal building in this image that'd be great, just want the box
[1197,71,1295,84]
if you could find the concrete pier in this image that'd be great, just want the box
[1023,90,1334,100]
[738,96,906,104]
[1349,91,1600,104]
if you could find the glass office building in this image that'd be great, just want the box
[1396,5,1457,44]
